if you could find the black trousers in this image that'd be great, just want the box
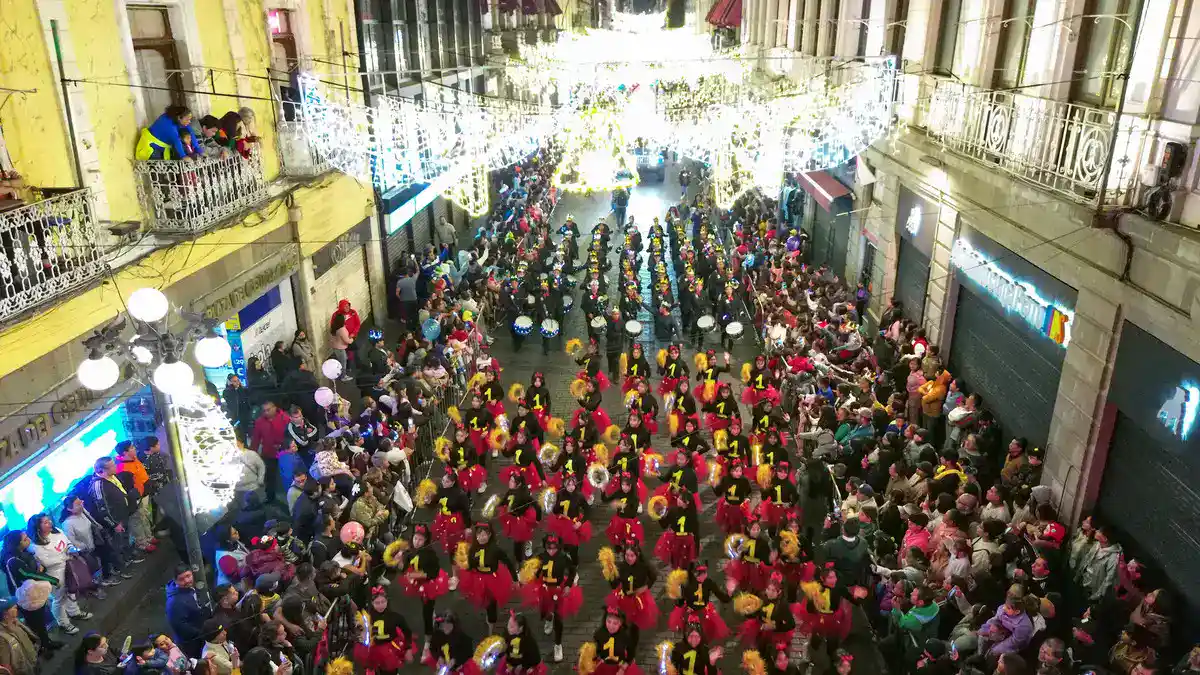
[607,352,622,379]
[263,456,280,502]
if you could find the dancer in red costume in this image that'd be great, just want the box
[422,612,479,675]
[509,399,544,447]
[571,378,614,432]
[713,460,752,535]
[622,412,651,455]
[500,427,544,491]
[431,471,470,553]
[463,392,495,458]
[796,564,868,655]
[456,523,515,633]
[756,460,800,531]
[741,354,781,406]
[526,372,552,427]
[546,436,592,502]
[692,350,730,404]
[629,378,659,434]
[653,448,701,510]
[361,586,416,674]
[737,573,799,649]
[658,343,688,396]
[520,535,582,663]
[668,563,731,642]
[725,517,774,594]
[669,416,710,477]
[478,364,507,420]
[602,473,645,546]
[668,379,700,436]
[497,473,541,562]
[621,343,651,393]
[604,542,660,632]
[575,340,612,391]
[449,425,488,494]
[585,608,643,675]
[670,622,722,675]
[397,524,451,654]
[654,488,699,570]
[497,613,547,675]
[544,473,592,557]
[702,383,740,432]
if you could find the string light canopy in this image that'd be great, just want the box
[169,387,244,513]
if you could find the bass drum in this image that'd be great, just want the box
[725,321,744,341]
[624,320,643,337]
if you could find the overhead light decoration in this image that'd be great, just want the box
[170,387,244,513]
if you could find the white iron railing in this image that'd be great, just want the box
[278,120,330,178]
[135,150,269,233]
[921,76,1148,206]
[0,188,106,322]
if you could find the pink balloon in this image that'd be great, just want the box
[340,521,365,545]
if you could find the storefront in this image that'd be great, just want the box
[894,186,936,322]
[382,182,439,271]
[945,229,1074,447]
[796,169,852,277]
[1095,322,1200,613]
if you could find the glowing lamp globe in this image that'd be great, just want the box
[314,387,335,407]
[153,360,195,397]
[131,345,154,365]
[194,336,232,368]
[321,358,343,380]
[127,288,170,323]
[77,355,120,391]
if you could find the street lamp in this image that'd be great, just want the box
[74,287,241,594]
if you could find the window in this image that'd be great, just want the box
[887,0,908,58]
[993,0,1032,88]
[128,6,184,119]
[933,0,962,76]
[1071,0,1143,107]
[793,0,806,51]
[824,0,841,57]
[855,0,871,58]
[268,10,301,117]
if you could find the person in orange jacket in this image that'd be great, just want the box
[116,441,157,554]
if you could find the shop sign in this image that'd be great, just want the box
[192,244,299,322]
[950,238,1073,347]
[0,385,100,464]
[1158,384,1199,441]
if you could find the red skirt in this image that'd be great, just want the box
[667,449,708,477]
[668,604,729,642]
[486,401,507,419]
[605,516,644,545]
[457,464,488,492]
[741,386,780,406]
[653,531,697,570]
[714,499,750,534]
[622,377,640,393]
[500,464,543,491]
[366,635,414,671]
[641,413,659,434]
[651,482,702,510]
[737,618,795,647]
[705,414,733,432]
[469,429,488,457]
[422,653,483,675]
[604,588,659,630]
[459,566,514,609]
[726,560,772,593]
[532,408,550,428]
[498,507,539,542]
[578,370,612,392]
[776,560,816,588]
[499,659,547,675]
[692,382,718,404]
[658,376,682,396]
[545,514,593,546]
[592,663,644,675]
[755,501,799,529]
[401,569,452,601]
[521,580,584,617]
[432,513,468,553]
[796,600,852,641]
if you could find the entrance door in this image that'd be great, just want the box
[895,237,930,323]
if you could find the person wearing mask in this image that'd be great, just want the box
[250,401,289,504]
[165,564,212,659]
[0,597,39,675]
[1,530,62,653]
[27,513,92,635]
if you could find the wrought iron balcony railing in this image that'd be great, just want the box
[135,150,269,234]
[0,188,106,323]
[278,120,330,178]
[920,76,1148,207]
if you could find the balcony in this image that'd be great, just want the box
[135,150,269,234]
[0,188,106,323]
[920,76,1149,207]
[278,120,330,178]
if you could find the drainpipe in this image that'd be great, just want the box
[51,21,85,189]
[1093,210,1133,283]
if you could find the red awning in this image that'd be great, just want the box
[798,170,851,212]
[706,0,741,28]
[544,0,562,15]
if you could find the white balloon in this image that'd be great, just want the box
[314,386,335,407]
[321,358,343,379]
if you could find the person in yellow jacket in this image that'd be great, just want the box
[135,105,204,161]
[918,369,951,434]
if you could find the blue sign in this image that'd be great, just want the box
[1158,384,1199,441]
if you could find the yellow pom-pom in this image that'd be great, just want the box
[624,389,640,407]
[566,338,583,356]
[481,494,500,520]
[538,443,561,467]
[592,443,610,466]
[756,463,773,490]
[620,352,628,376]
[742,650,766,675]
[713,429,729,451]
[741,362,752,384]
[325,656,355,675]
[666,568,689,600]
[604,425,620,445]
[598,547,618,582]
[454,541,470,570]
[642,452,664,478]
[473,635,505,666]
[547,417,565,439]
[780,530,800,559]
[734,592,763,615]
[658,642,677,675]
[708,459,723,487]
[448,406,461,424]
[702,380,716,403]
[519,556,542,584]
[657,348,668,367]
[570,378,588,399]
[489,428,509,450]
[508,382,526,403]
[668,412,681,436]
[693,352,708,371]
[647,494,669,521]
[383,539,408,568]
[468,372,487,391]
[434,437,452,463]
[578,642,598,675]
[751,443,763,467]
[415,479,437,506]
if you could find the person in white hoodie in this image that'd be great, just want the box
[235,436,265,500]
[28,513,92,635]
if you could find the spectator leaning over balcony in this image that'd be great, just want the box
[197,115,230,155]
[135,105,205,161]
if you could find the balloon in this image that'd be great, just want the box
[422,318,441,341]
[321,358,343,380]
[314,387,335,407]
[340,521,365,545]
[786,236,800,252]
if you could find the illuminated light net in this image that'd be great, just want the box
[170,388,244,514]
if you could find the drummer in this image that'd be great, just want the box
[715,282,742,351]
[605,307,625,380]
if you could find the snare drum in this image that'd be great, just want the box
[624,320,643,337]
[697,315,716,332]
[540,320,561,338]
[563,296,574,314]
[513,315,534,336]
[725,321,744,340]
[590,316,607,333]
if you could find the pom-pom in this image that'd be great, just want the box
[658,641,677,675]
[538,443,561,467]
[592,443,611,465]
[598,547,618,581]
[780,530,800,559]
[415,479,438,506]
[666,568,689,600]
[588,463,611,489]
[668,413,681,436]
[693,352,708,371]
[566,338,583,356]
[383,539,408,568]
[539,486,557,512]
[508,382,526,403]
[603,425,620,445]
[756,464,772,490]
[742,650,766,675]
[624,389,639,407]
[620,353,628,376]
[326,656,355,675]
[474,635,506,667]
[734,592,763,615]
[713,429,729,451]
[725,534,747,560]
[570,378,588,400]
[481,494,501,519]
[642,452,664,478]
[741,362,752,384]
[656,348,668,367]
[647,494,669,521]
[519,556,542,584]
[488,428,509,450]
[448,406,462,424]
[434,437,452,463]
[578,642,598,675]
[547,417,565,439]
[468,372,487,391]
[708,460,723,487]
[751,443,763,467]
[702,380,716,402]
[454,541,470,570]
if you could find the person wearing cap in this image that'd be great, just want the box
[0,597,39,674]
[201,618,239,675]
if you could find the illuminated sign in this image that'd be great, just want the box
[950,238,1073,347]
[904,205,920,236]
[1158,384,1199,441]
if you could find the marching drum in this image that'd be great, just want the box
[541,319,561,338]
[725,321,744,341]
[563,296,574,314]
[513,315,534,336]
[590,316,608,333]
[624,320,643,337]
[697,315,717,332]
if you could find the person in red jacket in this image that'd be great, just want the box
[250,401,290,504]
